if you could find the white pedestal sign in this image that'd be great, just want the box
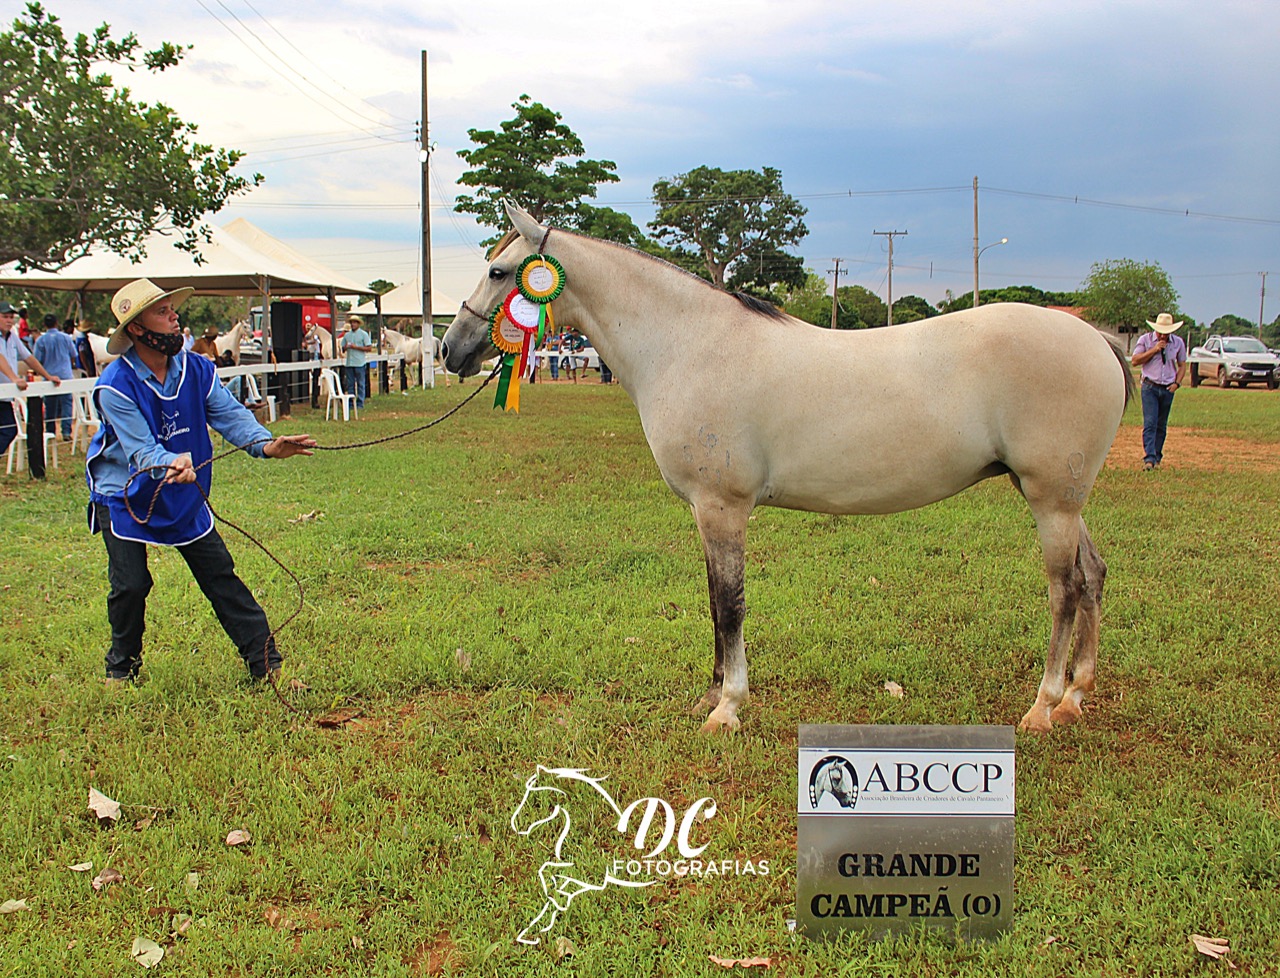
[797,724,1014,941]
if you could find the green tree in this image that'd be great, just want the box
[726,244,807,300]
[891,295,935,324]
[782,271,830,327]
[564,203,646,247]
[454,95,619,246]
[837,285,887,328]
[1210,313,1257,336]
[649,166,808,289]
[937,284,1081,314]
[1078,259,1181,344]
[181,295,244,336]
[0,3,260,270]
[368,279,396,295]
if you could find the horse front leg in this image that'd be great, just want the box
[691,500,751,732]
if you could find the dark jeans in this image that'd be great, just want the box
[1140,382,1176,465]
[44,391,72,438]
[343,365,368,408]
[0,401,15,456]
[96,503,280,679]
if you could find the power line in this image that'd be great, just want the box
[193,0,403,139]
[984,186,1280,227]
[237,0,415,126]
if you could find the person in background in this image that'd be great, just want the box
[17,307,30,343]
[1130,312,1188,470]
[340,315,372,409]
[0,300,62,459]
[85,278,315,683]
[75,321,98,378]
[32,314,78,438]
[182,326,194,352]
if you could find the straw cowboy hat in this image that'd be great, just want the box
[1146,312,1183,334]
[107,278,195,354]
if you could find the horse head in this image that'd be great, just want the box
[442,201,550,377]
[510,765,570,838]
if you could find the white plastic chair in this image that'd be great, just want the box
[242,373,277,422]
[6,397,58,474]
[70,391,102,455]
[319,368,357,421]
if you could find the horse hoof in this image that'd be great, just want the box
[699,712,741,734]
[1017,710,1052,734]
[1050,701,1083,726]
[690,689,722,715]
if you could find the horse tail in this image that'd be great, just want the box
[1104,337,1135,408]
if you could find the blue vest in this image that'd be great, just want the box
[86,353,215,546]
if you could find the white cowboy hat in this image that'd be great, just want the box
[107,278,195,354]
[1146,312,1183,334]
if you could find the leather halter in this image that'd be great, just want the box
[458,227,554,321]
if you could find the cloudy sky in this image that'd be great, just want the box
[10,0,1279,324]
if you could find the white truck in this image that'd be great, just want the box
[1186,335,1279,389]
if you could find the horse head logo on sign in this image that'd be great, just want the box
[809,755,859,810]
[509,765,724,945]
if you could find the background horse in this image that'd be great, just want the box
[509,766,652,945]
[213,321,246,365]
[384,326,448,387]
[444,203,1132,735]
[87,332,116,372]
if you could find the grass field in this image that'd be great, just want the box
[1,379,1277,976]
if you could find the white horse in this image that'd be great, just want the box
[384,325,449,386]
[382,326,421,363]
[214,321,246,365]
[443,203,1133,735]
[87,332,116,371]
[304,324,337,360]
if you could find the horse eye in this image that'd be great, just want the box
[489,266,506,281]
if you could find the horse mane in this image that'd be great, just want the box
[488,228,520,261]
[501,225,791,323]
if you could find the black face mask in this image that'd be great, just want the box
[133,326,185,358]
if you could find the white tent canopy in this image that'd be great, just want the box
[352,272,461,320]
[221,218,370,297]
[0,222,372,298]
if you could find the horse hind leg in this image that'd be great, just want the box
[1050,518,1106,726]
[691,499,751,732]
[1019,505,1085,734]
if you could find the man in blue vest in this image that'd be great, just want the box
[86,279,316,682]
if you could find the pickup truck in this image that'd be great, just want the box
[1187,335,1280,389]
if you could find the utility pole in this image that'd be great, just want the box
[972,175,979,309]
[1260,272,1268,338]
[419,50,435,387]
[828,258,844,330]
[873,230,907,327]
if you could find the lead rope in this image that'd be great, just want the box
[122,361,502,713]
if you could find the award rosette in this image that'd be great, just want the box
[516,255,565,304]
[490,257,566,413]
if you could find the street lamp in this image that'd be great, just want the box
[973,237,1008,309]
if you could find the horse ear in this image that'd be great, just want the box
[505,200,546,245]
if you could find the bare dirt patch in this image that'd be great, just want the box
[1106,425,1280,473]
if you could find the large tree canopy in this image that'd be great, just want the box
[0,3,260,270]
[454,95,619,247]
[649,166,807,289]
[1078,259,1181,337]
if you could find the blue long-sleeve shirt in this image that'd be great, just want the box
[88,348,273,496]
[32,330,77,379]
